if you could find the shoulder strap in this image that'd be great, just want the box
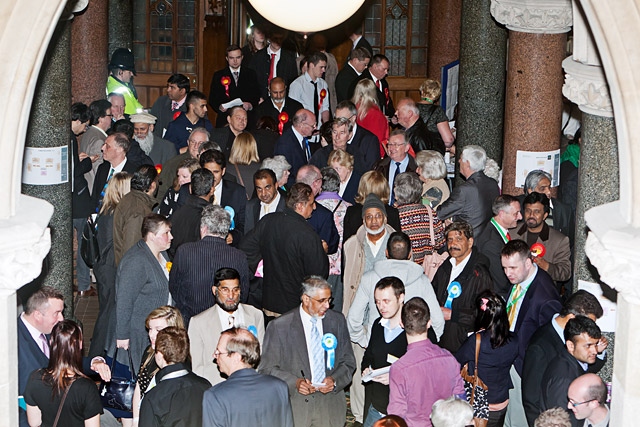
[52,378,76,427]
[426,204,436,247]
[332,199,343,214]
[474,333,481,378]
[233,163,245,188]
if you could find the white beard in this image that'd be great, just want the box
[135,132,154,155]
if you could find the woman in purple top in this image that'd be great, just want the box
[456,289,519,427]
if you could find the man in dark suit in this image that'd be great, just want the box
[252,77,303,131]
[347,29,374,60]
[335,48,371,103]
[349,54,395,118]
[248,31,299,103]
[274,109,315,188]
[209,45,260,128]
[259,277,356,427]
[335,101,381,173]
[475,194,522,299]
[501,239,562,427]
[91,132,138,212]
[374,130,418,206]
[245,168,286,233]
[522,290,607,427]
[199,149,247,244]
[204,328,294,427]
[437,145,500,238]
[150,73,190,138]
[210,105,251,162]
[540,317,603,427]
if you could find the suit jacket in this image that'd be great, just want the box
[350,125,381,173]
[310,143,367,179]
[150,94,188,138]
[349,69,395,117]
[167,195,210,259]
[148,135,177,166]
[541,349,586,427]
[203,368,294,427]
[341,172,360,205]
[253,128,278,160]
[374,155,418,179]
[188,304,264,385]
[437,171,500,238]
[514,222,572,283]
[354,37,373,57]
[432,251,491,353]
[244,194,286,234]
[308,202,340,255]
[274,127,309,188]
[91,159,139,211]
[252,97,303,130]
[475,221,511,299]
[72,133,94,218]
[209,66,260,127]
[259,308,357,427]
[249,47,299,101]
[517,195,576,248]
[335,64,359,103]
[512,267,562,375]
[18,317,49,396]
[221,179,248,241]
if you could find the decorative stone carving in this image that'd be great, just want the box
[491,0,572,34]
[562,56,613,117]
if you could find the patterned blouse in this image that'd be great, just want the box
[397,203,446,265]
[316,193,351,275]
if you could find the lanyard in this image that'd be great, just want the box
[491,218,509,243]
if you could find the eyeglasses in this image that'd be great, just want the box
[568,399,595,407]
[214,349,231,358]
[307,295,334,305]
[303,121,317,129]
[218,286,241,295]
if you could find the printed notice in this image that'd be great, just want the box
[23,146,69,185]
[515,150,560,189]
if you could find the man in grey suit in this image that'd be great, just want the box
[188,267,264,386]
[259,276,356,427]
[203,327,294,427]
[130,112,177,167]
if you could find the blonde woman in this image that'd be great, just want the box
[417,79,454,149]
[229,132,261,199]
[352,79,390,157]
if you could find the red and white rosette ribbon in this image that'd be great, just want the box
[155,164,162,175]
[278,112,289,135]
[384,87,389,103]
[221,76,231,98]
[531,242,546,258]
[318,88,327,113]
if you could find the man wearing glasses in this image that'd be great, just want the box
[373,130,418,206]
[188,267,264,386]
[259,276,356,427]
[274,109,318,187]
[567,373,610,427]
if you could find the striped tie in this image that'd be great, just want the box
[507,284,522,327]
[96,168,114,212]
[310,317,325,383]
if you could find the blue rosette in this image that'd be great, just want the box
[444,281,462,309]
[224,206,235,230]
[247,325,258,339]
[322,333,337,370]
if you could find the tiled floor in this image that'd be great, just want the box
[75,292,99,356]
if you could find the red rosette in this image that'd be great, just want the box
[221,76,231,98]
[318,88,327,113]
[155,164,162,175]
[172,111,182,121]
[278,112,289,135]
[384,87,389,101]
[530,242,546,258]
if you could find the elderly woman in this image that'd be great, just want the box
[25,320,102,427]
[158,158,200,218]
[328,149,360,205]
[310,117,354,168]
[393,172,446,265]
[228,132,261,199]
[417,79,455,149]
[352,79,390,157]
[342,170,402,243]
[415,150,450,209]
[261,155,291,193]
[115,213,173,374]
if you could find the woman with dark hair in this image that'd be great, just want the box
[24,320,102,427]
[372,415,408,427]
[455,289,519,427]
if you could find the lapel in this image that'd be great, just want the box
[291,309,312,374]
[140,240,168,282]
[18,317,49,363]
[515,271,537,330]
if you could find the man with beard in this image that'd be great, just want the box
[245,168,286,233]
[188,267,264,386]
[130,112,177,166]
[164,90,214,152]
[252,77,303,131]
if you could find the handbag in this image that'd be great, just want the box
[99,348,137,412]
[460,333,489,427]
[80,213,100,268]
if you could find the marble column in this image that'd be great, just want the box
[491,0,572,196]
[71,0,108,104]
[20,20,74,316]
[427,0,462,80]
[109,0,133,54]
[455,0,507,181]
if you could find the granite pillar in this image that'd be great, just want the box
[20,21,74,317]
[71,0,109,104]
[427,0,462,80]
[455,0,507,180]
[109,0,133,54]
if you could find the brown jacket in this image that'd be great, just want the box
[113,190,157,265]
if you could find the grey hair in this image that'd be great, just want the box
[190,127,211,141]
[296,164,321,186]
[415,150,446,180]
[524,169,552,193]
[336,100,357,116]
[200,204,231,238]
[332,116,353,133]
[301,276,331,298]
[393,172,423,205]
[199,140,221,154]
[484,158,501,182]
[262,155,291,181]
[399,97,420,116]
[430,397,474,427]
[321,166,341,193]
[461,145,487,172]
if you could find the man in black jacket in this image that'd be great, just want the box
[248,30,299,103]
[395,98,445,155]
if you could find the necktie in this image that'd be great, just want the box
[39,333,50,358]
[303,137,311,162]
[96,167,115,212]
[506,233,511,241]
[389,162,401,206]
[311,80,319,119]
[507,284,522,327]
[268,53,276,83]
[228,315,235,328]
[376,79,381,91]
[310,317,325,383]
[232,71,239,86]
[262,202,269,217]
[171,101,179,111]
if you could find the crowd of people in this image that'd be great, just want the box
[17,26,607,427]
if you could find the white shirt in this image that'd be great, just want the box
[292,126,307,152]
[299,306,325,384]
[507,264,538,332]
[215,304,247,331]
[346,124,358,144]
[448,250,472,285]
[352,35,362,50]
[271,97,286,113]
[366,230,387,258]
[260,192,281,219]
[347,62,362,76]
[213,180,223,206]
[20,314,46,355]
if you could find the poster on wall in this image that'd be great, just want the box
[440,60,459,121]
[23,146,68,185]
[515,149,560,189]
[578,280,617,332]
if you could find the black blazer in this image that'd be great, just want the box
[373,155,418,179]
[335,65,359,103]
[308,203,340,254]
[209,66,260,127]
[349,69,395,117]
[273,127,308,188]
[405,118,445,155]
[310,144,368,178]
[341,172,361,205]
[350,125,381,173]
[249,47,299,102]
[244,194,286,234]
[72,133,95,219]
[475,222,511,299]
[252,97,303,130]
[221,179,248,240]
[210,126,237,163]
[541,349,586,427]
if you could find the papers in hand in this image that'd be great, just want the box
[362,366,390,383]
[222,98,243,110]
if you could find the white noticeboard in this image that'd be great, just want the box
[515,150,560,189]
[23,146,69,185]
[577,280,617,333]
[440,60,459,121]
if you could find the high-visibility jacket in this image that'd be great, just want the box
[106,75,144,115]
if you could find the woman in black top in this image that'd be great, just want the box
[24,320,102,427]
[456,290,519,427]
